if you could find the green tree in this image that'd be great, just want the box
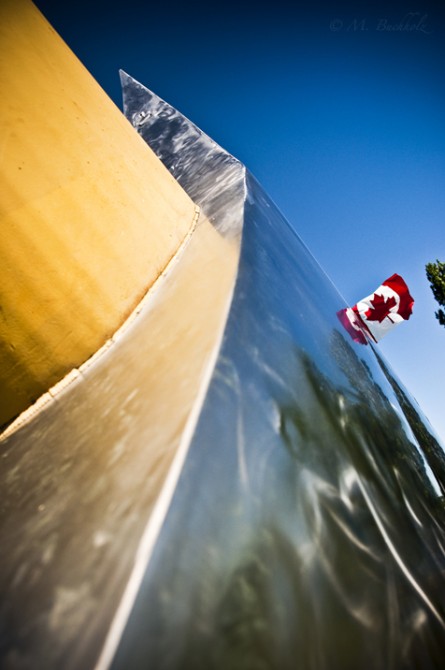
[426,259,445,327]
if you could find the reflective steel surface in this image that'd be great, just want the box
[120,71,245,240]
[110,77,445,669]
[1,73,445,670]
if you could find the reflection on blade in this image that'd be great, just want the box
[104,77,445,669]
[119,70,245,240]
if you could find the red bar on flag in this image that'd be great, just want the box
[337,273,414,344]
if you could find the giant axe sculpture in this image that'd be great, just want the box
[1,3,445,669]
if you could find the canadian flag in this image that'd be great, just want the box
[338,274,414,344]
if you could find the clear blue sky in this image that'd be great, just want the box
[35,0,445,443]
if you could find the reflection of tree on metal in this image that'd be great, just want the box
[337,274,414,344]
[375,350,445,496]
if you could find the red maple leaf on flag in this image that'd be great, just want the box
[365,293,397,322]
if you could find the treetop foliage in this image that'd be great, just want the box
[426,259,445,327]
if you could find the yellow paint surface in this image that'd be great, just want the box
[0,0,196,426]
